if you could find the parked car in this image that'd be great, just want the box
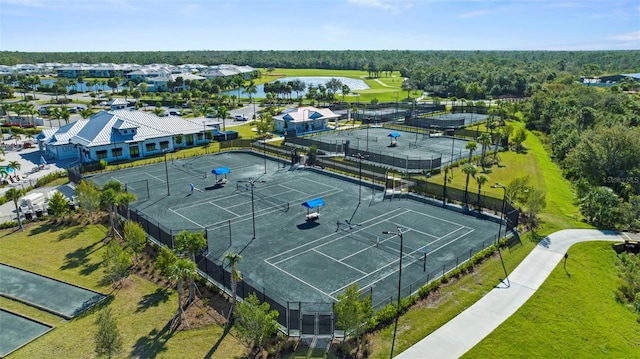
[205,113,216,118]
[234,114,248,121]
[169,110,182,116]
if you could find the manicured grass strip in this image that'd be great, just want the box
[369,237,538,358]
[0,296,62,327]
[463,241,640,358]
[0,224,246,358]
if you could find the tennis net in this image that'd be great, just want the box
[236,183,290,212]
[342,227,426,266]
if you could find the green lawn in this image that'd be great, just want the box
[464,241,640,358]
[0,223,246,359]
[369,237,538,358]
[428,120,588,233]
[368,122,596,357]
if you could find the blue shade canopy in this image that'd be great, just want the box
[302,198,325,209]
[388,132,401,138]
[211,167,230,175]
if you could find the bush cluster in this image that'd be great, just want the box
[366,240,503,331]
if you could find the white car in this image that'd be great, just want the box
[233,114,248,121]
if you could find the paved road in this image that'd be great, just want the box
[395,229,626,359]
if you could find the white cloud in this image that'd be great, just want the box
[347,0,412,11]
[456,9,494,19]
[546,2,583,9]
[608,30,640,42]
[3,0,141,11]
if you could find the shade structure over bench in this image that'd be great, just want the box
[387,132,401,138]
[302,198,325,221]
[211,167,230,184]
[388,131,400,146]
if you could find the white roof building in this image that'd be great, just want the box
[39,110,221,163]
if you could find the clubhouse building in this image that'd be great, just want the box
[37,110,220,163]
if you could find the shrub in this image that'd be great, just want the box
[0,220,18,229]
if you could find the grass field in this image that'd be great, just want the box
[428,120,589,233]
[0,223,246,359]
[367,120,599,357]
[464,241,640,358]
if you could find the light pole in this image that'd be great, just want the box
[203,121,207,154]
[263,139,267,174]
[491,183,510,287]
[353,153,369,203]
[238,179,263,240]
[163,149,170,196]
[382,227,403,359]
[491,183,507,241]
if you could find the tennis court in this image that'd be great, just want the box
[305,127,470,164]
[89,152,500,310]
[0,309,52,358]
[408,112,489,130]
[0,263,107,319]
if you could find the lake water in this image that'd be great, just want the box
[12,79,123,92]
[222,76,369,99]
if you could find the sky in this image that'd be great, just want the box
[0,0,638,52]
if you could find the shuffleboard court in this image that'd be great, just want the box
[89,152,499,310]
[0,309,52,357]
[0,263,106,319]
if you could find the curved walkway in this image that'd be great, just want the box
[396,229,626,359]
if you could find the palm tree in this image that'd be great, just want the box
[465,141,477,164]
[223,252,242,313]
[243,81,258,119]
[462,163,478,207]
[86,79,96,95]
[341,84,350,103]
[8,160,21,176]
[48,106,60,128]
[217,106,229,132]
[77,76,85,93]
[5,188,24,231]
[59,107,71,126]
[492,128,503,166]
[477,132,492,170]
[475,174,490,210]
[169,258,197,327]
[79,108,94,119]
[175,230,207,303]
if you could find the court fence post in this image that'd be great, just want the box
[442,264,446,278]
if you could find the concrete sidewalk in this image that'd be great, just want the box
[395,229,625,359]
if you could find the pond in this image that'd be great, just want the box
[222,76,369,99]
[13,79,123,92]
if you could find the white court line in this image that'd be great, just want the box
[422,228,476,256]
[312,249,368,275]
[404,208,473,230]
[147,173,166,183]
[206,201,241,217]
[330,221,476,295]
[266,262,337,301]
[388,221,440,239]
[265,208,407,263]
[269,209,410,266]
[168,207,204,228]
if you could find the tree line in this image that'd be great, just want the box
[2,50,639,75]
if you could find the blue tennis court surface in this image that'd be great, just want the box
[0,263,106,319]
[89,152,500,310]
[0,309,52,357]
